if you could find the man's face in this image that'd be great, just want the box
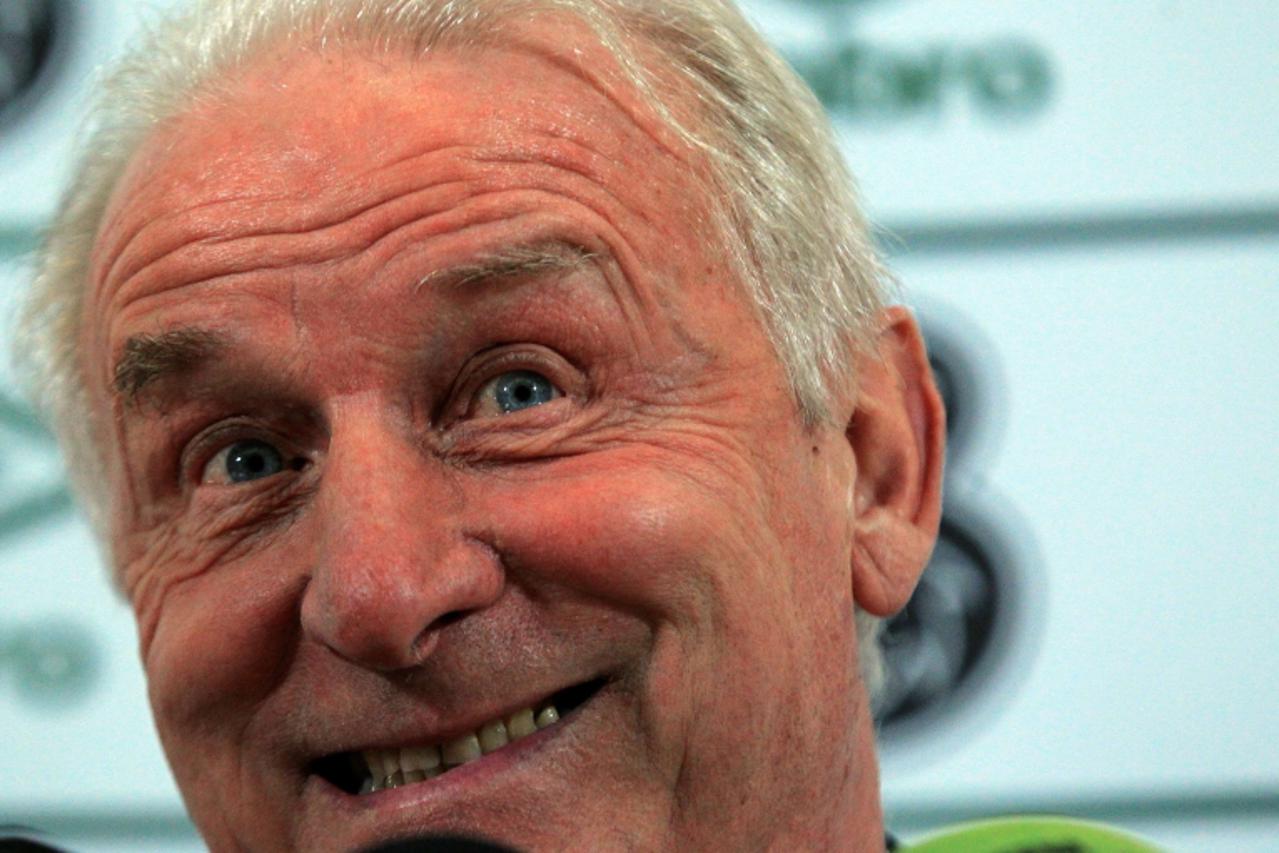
[85,31,882,852]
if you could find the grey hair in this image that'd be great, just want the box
[12,0,891,697]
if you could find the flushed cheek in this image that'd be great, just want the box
[483,463,753,616]
[470,459,796,753]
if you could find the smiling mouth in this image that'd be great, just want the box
[311,678,607,795]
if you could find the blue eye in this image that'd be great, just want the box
[221,439,284,483]
[490,370,558,414]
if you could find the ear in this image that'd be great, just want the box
[844,307,945,617]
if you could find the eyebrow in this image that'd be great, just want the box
[113,327,227,403]
[414,240,596,291]
[111,240,598,404]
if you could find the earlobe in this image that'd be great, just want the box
[844,307,945,617]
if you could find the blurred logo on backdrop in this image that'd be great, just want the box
[775,0,1053,121]
[0,394,93,709]
[0,393,71,540]
[0,0,70,126]
[1,617,97,708]
[0,0,86,693]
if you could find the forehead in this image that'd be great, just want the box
[89,25,717,326]
[126,42,666,199]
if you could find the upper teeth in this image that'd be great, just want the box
[360,701,560,794]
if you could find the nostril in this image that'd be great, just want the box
[404,611,466,667]
[431,610,465,630]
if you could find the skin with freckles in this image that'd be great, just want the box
[83,22,944,853]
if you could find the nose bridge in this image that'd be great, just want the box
[301,410,502,671]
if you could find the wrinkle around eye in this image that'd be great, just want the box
[124,477,306,658]
[182,462,315,547]
[440,404,619,465]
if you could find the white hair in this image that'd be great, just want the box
[13,0,890,696]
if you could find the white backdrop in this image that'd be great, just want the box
[1,1,1275,849]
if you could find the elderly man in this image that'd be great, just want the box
[16,0,944,849]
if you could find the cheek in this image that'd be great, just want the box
[474,456,762,623]
[470,450,813,704]
[471,448,863,816]
[139,564,301,851]
[139,543,302,754]
[468,455,768,766]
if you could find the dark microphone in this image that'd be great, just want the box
[358,833,522,853]
[0,839,68,852]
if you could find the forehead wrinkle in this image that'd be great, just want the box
[98,36,700,326]
[97,185,304,307]
[491,21,699,165]
[315,27,692,167]
[99,149,487,312]
[441,125,699,310]
[467,133,669,239]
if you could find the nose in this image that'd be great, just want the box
[300,417,503,672]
